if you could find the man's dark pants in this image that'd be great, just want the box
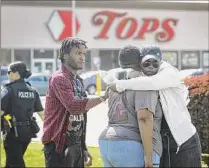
[44,141,84,168]
[64,143,84,167]
[160,131,202,167]
[3,132,30,168]
[44,142,65,168]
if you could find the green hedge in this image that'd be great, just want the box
[184,73,209,166]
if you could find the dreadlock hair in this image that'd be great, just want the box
[118,45,141,69]
[59,37,88,63]
[139,44,162,61]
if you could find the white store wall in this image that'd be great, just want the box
[1,6,209,50]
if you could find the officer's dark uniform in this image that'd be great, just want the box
[1,79,43,168]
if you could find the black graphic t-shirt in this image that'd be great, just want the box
[67,78,86,144]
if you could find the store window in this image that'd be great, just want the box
[162,51,178,68]
[112,50,120,68]
[84,50,91,71]
[99,50,112,71]
[14,49,31,70]
[99,50,120,71]
[34,62,42,72]
[56,50,61,70]
[203,51,209,71]
[181,51,200,70]
[34,49,53,59]
[0,49,11,66]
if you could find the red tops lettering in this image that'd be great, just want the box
[92,11,178,42]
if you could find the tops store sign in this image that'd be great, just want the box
[92,11,178,42]
[47,9,178,43]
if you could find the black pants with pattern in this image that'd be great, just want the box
[44,141,84,168]
[44,142,65,168]
[160,131,202,167]
[64,143,84,168]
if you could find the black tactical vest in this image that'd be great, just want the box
[5,79,36,122]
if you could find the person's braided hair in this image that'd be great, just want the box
[59,37,88,63]
[118,45,141,69]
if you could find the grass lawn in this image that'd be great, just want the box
[1,142,208,167]
[1,142,103,167]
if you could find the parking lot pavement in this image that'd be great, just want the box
[32,96,108,147]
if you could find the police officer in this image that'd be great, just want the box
[1,61,44,168]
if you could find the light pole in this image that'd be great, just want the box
[93,57,102,96]
[72,0,76,37]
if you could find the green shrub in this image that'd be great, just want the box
[184,73,209,166]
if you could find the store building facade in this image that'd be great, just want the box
[1,5,209,73]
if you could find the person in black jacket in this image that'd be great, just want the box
[1,61,44,168]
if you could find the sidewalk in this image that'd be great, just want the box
[32,96,108,147]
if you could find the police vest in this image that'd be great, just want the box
[5,80,36,122]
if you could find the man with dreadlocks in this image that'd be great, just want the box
[42,37,109,168]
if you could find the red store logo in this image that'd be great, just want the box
[92,11,178,42]
[47,10,80,41]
